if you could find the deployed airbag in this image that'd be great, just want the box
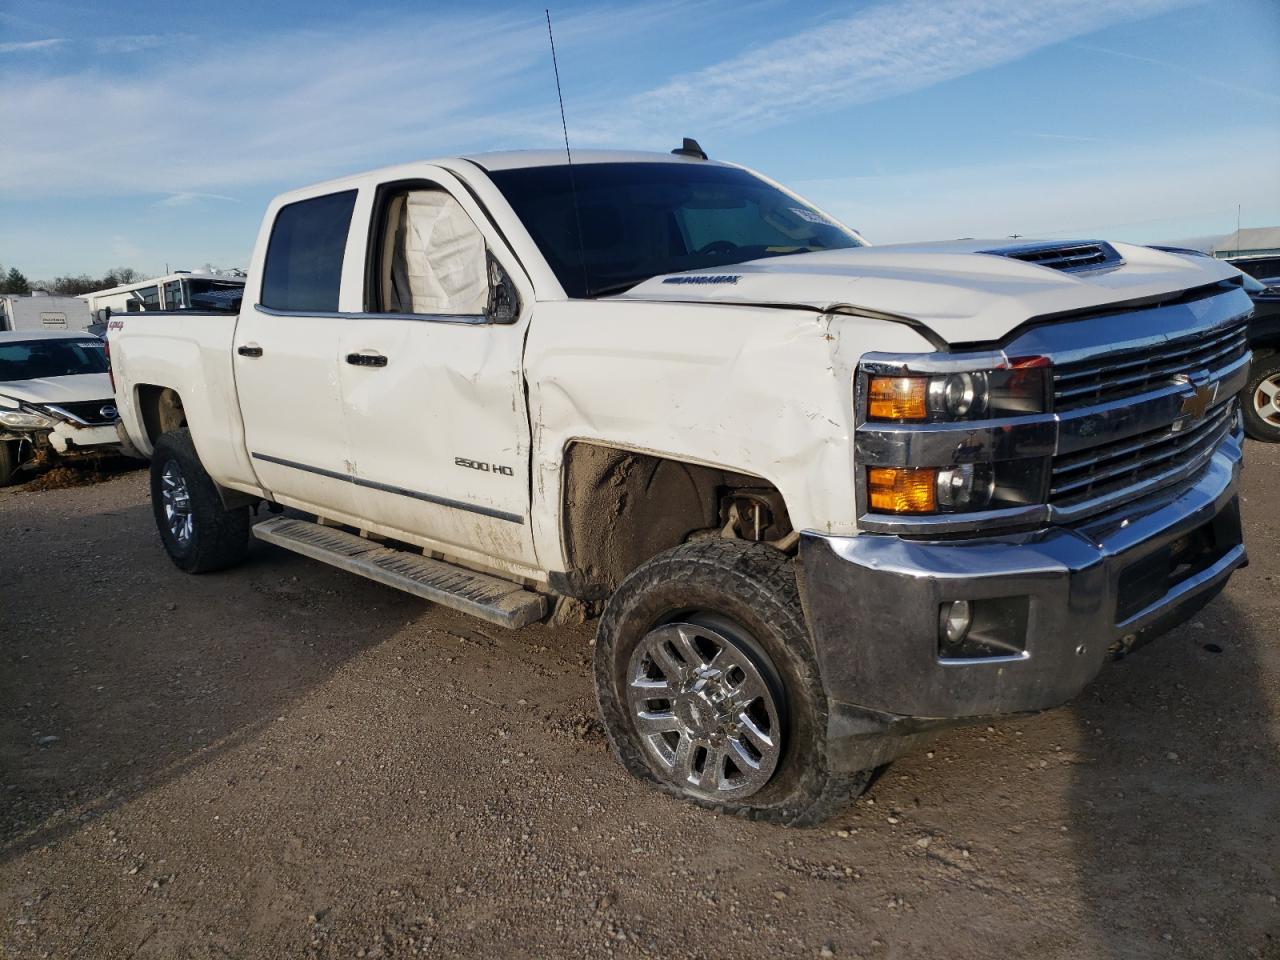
[388,190,488,315]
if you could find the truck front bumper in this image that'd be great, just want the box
[798,438,1246,772]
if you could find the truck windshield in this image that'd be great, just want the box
[0,339,109,381]
[487,162,863,298]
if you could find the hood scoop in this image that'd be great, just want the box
[980,240,1123,273]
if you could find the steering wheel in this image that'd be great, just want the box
[695,239,740,256]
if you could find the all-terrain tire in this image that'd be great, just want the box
[594,538,872,826]
[1240,350,1280,442]
[150,428,251,573]
[0,440,23,487]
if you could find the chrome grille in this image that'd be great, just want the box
[41,399,118,425]
[1049,401,1235,509]
[1053,319,1248,412]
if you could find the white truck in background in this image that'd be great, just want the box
[84,271,246,318]
[0,292,93,333]
[107,146,1252,825]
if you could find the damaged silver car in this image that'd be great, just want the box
[0,330,122,485]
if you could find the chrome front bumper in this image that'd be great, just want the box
[799,437,1246,765]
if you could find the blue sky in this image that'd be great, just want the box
[1,0,1277,280]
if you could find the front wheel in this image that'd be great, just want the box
[594,538,872,825]
[1240,352,1280,442]
[150,429,251,573]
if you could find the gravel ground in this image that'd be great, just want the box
[1,444,1277,960]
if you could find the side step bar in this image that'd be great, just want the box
[252,516,547,629]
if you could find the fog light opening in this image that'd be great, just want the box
[939,600,973,646]
[937,596,1031,661]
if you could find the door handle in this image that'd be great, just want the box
[237,344,263,358]
[346,352,388,368]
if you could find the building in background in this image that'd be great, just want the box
[1211,227,1280,260]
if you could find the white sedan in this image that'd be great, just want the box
[0,330,122,485]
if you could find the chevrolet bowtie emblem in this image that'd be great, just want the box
[1176,377,1218,420]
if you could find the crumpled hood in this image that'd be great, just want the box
[0,373,115,406]
[613,239,1241,346]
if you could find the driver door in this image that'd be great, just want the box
[337,172,537,569]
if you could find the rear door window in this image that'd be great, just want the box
[261,190,358,312]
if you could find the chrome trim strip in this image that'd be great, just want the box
[856,415,1056,467]
[857,503,1049,536]
[253,304,490,326]
[939,650,1031,667]
[250,452,524,524]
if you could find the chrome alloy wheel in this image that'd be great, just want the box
[160,460,194,548]
[626,621,782,800]
[1254,373,1280,427]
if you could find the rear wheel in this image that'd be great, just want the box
[150,429,251,573]
[594,538,872,825]
[1240,352,1280,442]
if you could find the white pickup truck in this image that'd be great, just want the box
[108,146,1253,824]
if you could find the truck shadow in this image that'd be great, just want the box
[1065,591,1279,957]
[0,498,418,865]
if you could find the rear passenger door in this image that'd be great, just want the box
[337,172,537,569]
[235,189,363,519]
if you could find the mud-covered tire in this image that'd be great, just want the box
[594,538,872,826]
[0,440,22,487]
[150,429,250,573]
[1240,351,1280,442]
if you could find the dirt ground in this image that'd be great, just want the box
[1,445,1277,960]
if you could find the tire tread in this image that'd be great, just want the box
[594,538,871,826]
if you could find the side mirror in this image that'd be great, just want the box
[486,253,520,325]
[95,307,112,323]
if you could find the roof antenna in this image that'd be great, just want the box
[672,137,708,160]
[546,9,590,297]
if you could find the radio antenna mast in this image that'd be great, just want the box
[545,9,589,296]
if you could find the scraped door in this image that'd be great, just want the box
[338,179,537,569]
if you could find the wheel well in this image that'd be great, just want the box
[557,442,793,599]
[137,385,187,446]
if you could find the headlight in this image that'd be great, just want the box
[0,410,53,429]
[865,357,1049,422]
[865,459,1045,515]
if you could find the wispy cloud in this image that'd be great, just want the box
[0,7,649,198]
[1024,132,1100,142]
[1074,41,1280,104]
[157,191,239,207]
[0,0,1199,201]
[599,0,1194,138]
[0,37,64,53]
[95,34,175,54]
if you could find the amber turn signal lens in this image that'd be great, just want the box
[867,466,937,513]
[867,376,927,420]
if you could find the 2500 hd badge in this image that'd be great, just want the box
[454,456,514,477]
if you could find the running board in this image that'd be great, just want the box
[252,516,547,629]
